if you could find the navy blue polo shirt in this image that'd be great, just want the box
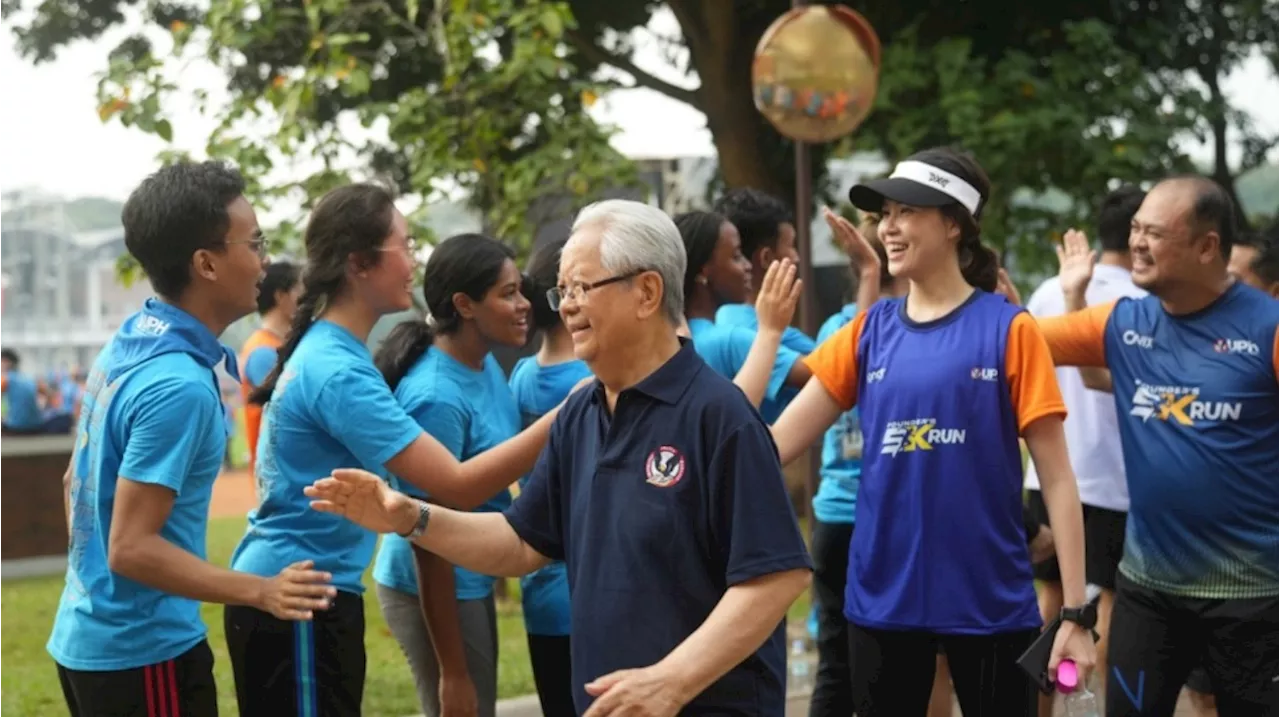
[505,338,812,715]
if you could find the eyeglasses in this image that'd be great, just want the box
[547,269,647,311]
[227,236,268,259]
[379,236,421,257]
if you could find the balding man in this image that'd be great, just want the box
[305,199,813,716]
[1039,176,1278,717]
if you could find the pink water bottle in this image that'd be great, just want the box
[1056,660,1100,717]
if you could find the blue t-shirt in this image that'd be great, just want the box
[47,299,234,671]
[812,304,862,525]
[687,318,799,409]
[715,303,818,355]
[508,355,592,636]
[373,349,519,600]
[1091,284,1278,599]
[54,375,82,419]
[3,370,42,429]
[714,303,815,422]
[230,320,423,595]
[243,345,278,387]
[505,339,812,714]
[813,292,1046,633]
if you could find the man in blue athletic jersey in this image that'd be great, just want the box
[306,199,813,716]
[1040,175,1278,717]
[47,161,335,717]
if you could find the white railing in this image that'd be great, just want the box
[0,319,122,348]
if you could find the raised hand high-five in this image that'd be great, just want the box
[824,206,880,275]
[754,258,802,336]
[1056,229,1096,301]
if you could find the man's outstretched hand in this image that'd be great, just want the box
[305,468,417,535]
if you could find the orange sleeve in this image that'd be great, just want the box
[1272,327,1277,379]
[1034,301,1115,367]
[1007,313,1068,434]
[802,311,868,411]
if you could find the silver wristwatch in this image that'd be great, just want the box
[399,500,431,540]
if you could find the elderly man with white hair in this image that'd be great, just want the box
[305,199,813,716]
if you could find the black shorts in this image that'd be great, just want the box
[1186,665,1214,695]
[1107,573,1278,717]
[57,640,217,717]
[810,519,855,716]
[847,623,1039,717]
[1025,488,1127,589]
[225,590,366,717]
[527,633,574,717]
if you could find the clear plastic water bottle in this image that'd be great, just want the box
[787,638,813,694]
[1057,659,1101,717]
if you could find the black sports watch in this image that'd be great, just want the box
[1060,602,1098,631]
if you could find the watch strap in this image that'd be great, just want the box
[401,500,430,540]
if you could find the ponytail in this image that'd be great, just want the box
[248,272,339,405]
[373,320,435,391]
[960,238,1000,293]
[941,201,999,294]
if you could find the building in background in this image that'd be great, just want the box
[1,190,150,372]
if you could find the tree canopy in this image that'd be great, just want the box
[7,0,1276,279]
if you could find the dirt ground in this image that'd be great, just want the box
[210,469,256,518]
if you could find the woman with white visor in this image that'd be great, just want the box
[770,146,1095,716]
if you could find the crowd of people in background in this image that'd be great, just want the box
[41,148,1277,717]
[1,348,85,435]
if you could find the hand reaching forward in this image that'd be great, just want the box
[755,258,802,336]
[1056,229,1096,299]
[305,468,417,535]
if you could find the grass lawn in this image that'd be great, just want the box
[3,515,812,716]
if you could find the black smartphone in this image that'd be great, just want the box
[1016,617,1061,695]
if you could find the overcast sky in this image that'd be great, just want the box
[1,8,1276,204]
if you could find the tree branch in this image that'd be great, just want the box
[564,28,701,109]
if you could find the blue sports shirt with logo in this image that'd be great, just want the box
[805,292,1066,633]
[1038,281,1279,599]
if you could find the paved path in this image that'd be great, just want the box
[475,689,1198,716]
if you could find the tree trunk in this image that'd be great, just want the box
[1197,1,1249,229]
[1203,68,1251,229]
[681,0,789,198]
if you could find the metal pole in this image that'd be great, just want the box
[789,0,822,565]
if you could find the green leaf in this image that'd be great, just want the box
[114,254,142,286]
[539,7,564,38]
[327,32,370,47]
[155,119,173,142]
